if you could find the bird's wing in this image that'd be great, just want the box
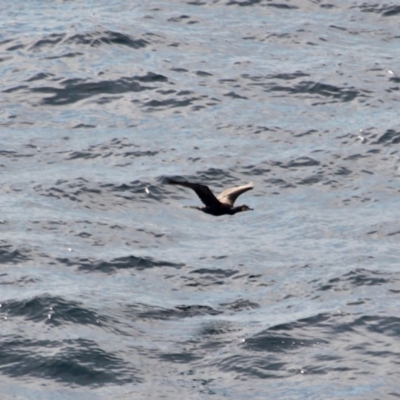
[166,179,222,207]
[217,182,254,206]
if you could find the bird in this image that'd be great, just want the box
[166,178,254,216]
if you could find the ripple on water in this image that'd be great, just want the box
[1,1,400,398]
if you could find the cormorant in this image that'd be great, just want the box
[166,178,254,216]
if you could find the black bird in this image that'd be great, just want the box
[166,178,254,216]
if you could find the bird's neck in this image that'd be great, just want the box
[230,206,244,215]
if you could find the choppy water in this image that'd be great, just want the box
[1,1,400,399]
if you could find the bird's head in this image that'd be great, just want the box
[231,204,253,214]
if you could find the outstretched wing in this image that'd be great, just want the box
[166,179,222,207]
[217,182,254,206]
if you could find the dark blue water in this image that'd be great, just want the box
[1,1,400,398]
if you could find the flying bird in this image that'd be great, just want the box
[166,178,254,216]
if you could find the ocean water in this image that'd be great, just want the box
[1,1,400,399]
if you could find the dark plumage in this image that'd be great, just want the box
[166,178,254,216]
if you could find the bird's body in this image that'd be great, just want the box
[166,178,254,216]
